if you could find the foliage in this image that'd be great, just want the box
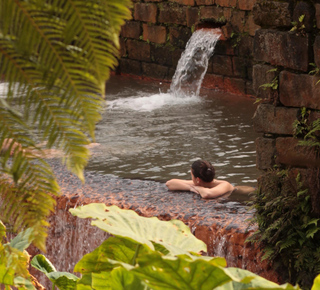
[290,15,306,35]
[293,107,320,153]
[67,204,301,290]
[27,204,303,289]
[247,170,320,289]
[31,254,79,290]
[259,68,279,91]
[0,221,35,289]
[0,0,131,249]
[309,63,320,86]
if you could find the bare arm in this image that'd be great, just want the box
[191,181,234,199]
[166,179,194,191]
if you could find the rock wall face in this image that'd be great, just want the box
[118,0,261,96]
[252,0,320,214]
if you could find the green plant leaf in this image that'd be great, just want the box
[70,204,207,255]
[9,228,33,252]
[311,274,320,290]
[31,254,56,275]
[215,268,301,289]
[74,238,137,273]
[132,252,236,290]
[47,271,79,290]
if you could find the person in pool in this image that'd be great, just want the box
[166,159,236,199]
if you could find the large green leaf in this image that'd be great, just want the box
[215,268,301,290]
[47,271,79,290]
[311,274,320,290]
[31,254,57,275]
[132,252,237,290]
[70,204,207,255]
[74,237,151,273]
[31,254,79,290]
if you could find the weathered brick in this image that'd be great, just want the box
[187,7,200,27]
[232,56,248,78]
[245,14,260,36]
[143,24,167,44]
[254,30,311,72]
[200,6,224,20]
[230,10,246,33]
[119,58,142,75]
[151,45,174,66]
[276,137,320,167]
[246,81,254,95]
[134,3,157,23]
[169,27,192,49]
[253,1,293,28]
[316,4,320,29]
[252,104,298,135]
[196,0,214,4]
[255,137,276,170]
[172,48,184,67]
[212,55,233,76]
[314,36,320,68]
[202,74,246,95]
[119,38,126,57]
[170,0,196,5]
[238,0,256,11]
[215,39,237,56]
[279,71,320,110]
[142,63,169,79]
[252,64,278,101]
[215,0,237,8]
[223,76,246,95]
[159,3,187,25]
[121,21,141,39]
[127,39,151,62]
[238,35,253,57]
[202,73,225,91]
[293,2,315,32]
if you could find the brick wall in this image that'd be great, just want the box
[252,0,320,214]
[117,0,260,96]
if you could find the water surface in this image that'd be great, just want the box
[87,75,260,192]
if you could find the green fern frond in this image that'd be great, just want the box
[0,0,132,250]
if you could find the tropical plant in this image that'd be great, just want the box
[0,0,131,288]
[0,0,131,248]
[30,204,303,290]
[247,170,320,290]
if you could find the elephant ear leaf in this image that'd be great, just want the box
[31,255,79,290]
[46,272,79,290]
[70,204,207,255]
[31,254,56,274]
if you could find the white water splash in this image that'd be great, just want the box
[107,28,221,112]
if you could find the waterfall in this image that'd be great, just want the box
[170,28,221,97]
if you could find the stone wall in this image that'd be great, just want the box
[252,0,320,214]
[118,0,260,96]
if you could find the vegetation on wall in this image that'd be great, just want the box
[247,170,320,290]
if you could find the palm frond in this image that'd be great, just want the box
[0,0,132,249]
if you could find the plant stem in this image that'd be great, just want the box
[131,244,141,266]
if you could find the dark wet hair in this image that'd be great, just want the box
[191,159,215,183]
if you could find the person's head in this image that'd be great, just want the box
[191,159,215,184]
